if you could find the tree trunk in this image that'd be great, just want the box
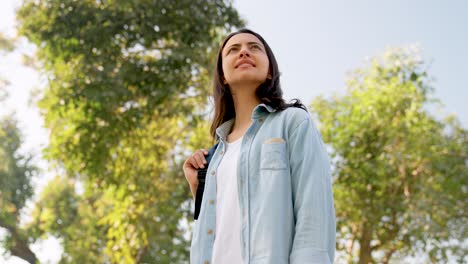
[10,238,38,264]
[0,221,38,264]
[358,225,373,264]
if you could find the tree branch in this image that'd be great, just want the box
[0,219,38,264]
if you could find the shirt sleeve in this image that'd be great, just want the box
[288,117,336,264]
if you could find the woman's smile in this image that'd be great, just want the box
[235,58,256,69]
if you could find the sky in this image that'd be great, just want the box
[234,0,468,126]
[0,0,467,263]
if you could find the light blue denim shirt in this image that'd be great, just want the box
[190,103,336,264]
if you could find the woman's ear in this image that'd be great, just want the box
[267,73,272,80]
[222,76,228,84]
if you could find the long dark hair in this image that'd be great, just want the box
[210,28,306,138]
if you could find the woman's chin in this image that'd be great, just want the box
[230,73,267,85]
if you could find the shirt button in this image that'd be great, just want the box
[220,150,224,155]
[209,199,215,204]
[207,229,213,235]
[211,171,215,176]
[205,261,210,264]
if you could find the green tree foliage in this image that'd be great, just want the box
[16,0,243,262]
[26,176,110,264]
[0,30,39,264]
[0,116,38,264]
[311,47,467,263]
[0,33,15,52]
[0,32,15,101]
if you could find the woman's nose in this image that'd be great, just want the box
[239,47,250,57]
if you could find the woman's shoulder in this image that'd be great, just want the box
[274,106,311,127]
[273,106,324,143]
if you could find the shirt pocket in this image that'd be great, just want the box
[260,138,288,170]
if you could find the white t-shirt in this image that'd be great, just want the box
[211,136,243,264]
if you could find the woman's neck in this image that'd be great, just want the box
[230,85,261,133]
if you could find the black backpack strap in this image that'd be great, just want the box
[194,142,219,220]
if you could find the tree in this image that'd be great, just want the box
[0,116,38,264]
[16,0,243,262]
[0,30,40,264]
[311,46,467,263]
[0,32,15,101]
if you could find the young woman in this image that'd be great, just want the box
[183,29,336,264]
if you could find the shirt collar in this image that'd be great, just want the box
[251,103,276,119]
[215,119,235,141]
[215,103,276,141]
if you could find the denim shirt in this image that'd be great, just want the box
[190,104,336,264]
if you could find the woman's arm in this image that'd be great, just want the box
[189,182,198,200]
[288,116,336,264]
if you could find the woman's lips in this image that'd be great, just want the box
[237,63,255,68]
[235,59,256,68]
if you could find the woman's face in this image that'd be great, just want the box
[221,33,270,89]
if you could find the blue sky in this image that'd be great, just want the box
[235,0,468,126]
[0,0,466,263]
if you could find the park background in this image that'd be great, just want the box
[0,0,466,263]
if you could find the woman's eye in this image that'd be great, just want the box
[225,48,234,55]
[251,45,260,50]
